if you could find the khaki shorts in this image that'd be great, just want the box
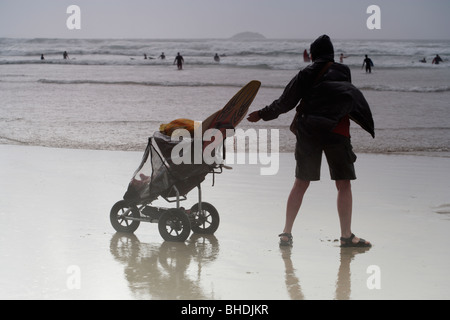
[295,134,357,181]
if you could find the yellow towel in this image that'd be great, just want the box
[160,118,199,137]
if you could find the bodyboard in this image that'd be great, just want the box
[201,80,261,134]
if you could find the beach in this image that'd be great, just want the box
[1,37,450,300]
[1,145,449,300]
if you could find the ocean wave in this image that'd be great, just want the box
[0,58,267,69]
[36,78,449,93]
[359,85,450,93]
[0,59,141,66]
[37,78,249,89]
[2,58,448,73]
[2,37,449,71]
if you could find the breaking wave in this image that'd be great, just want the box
[36,78,450,93]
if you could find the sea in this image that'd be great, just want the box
[1,37,449,156]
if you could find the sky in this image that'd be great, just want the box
[1,0,449,40]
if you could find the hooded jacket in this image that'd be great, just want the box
[259,35,375,142]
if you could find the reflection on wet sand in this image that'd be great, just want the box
[110,233,219,299]
[111,231,371,300]
[335,247,371,300]
[279,247,304,300]
[280,246,371,300]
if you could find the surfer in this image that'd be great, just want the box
[63,51,69,59]
[174,52,184,70]
[362,54,373,73]
[247,35,374,248]
[432,54,443,65]
[339,53,348,63]
[159,52,166,60]
[40,54,45,60]
[214,53,220,62]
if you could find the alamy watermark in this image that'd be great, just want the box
[66,265,81,290]
[67,5,381,31]
[66,5,81,30]
[366,5,381,30]
[169,124,280,176]
[366,265,381,290]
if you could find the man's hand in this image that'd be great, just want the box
[247,111,261,123]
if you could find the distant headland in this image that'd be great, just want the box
[230,32,266,40]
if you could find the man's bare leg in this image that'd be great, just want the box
[281,178,310,241]
[336,180,370,246]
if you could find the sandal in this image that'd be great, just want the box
[279,233,293,247]
[340,233,371,247]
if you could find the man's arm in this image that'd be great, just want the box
[257,72,304,121]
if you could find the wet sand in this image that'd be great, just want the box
[1,145,449,300]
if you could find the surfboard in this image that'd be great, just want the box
[201,80,261,135]
[159,81,260,141]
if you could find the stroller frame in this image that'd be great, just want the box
[110,131,227,242]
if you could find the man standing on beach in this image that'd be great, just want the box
[247,35,374,248]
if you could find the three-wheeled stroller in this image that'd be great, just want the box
[110,131,226,242]
[110,80,261,242]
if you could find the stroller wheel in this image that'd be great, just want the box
[110,200,141,233]
[158,209,191,242]
[189,202,220,235]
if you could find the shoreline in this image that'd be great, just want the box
[1,141,449,158]
[1,144,449,299]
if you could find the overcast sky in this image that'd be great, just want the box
[1,0,449,40]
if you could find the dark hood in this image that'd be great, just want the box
[310,35,334,62]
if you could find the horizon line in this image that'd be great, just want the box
[1,36,450,42]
